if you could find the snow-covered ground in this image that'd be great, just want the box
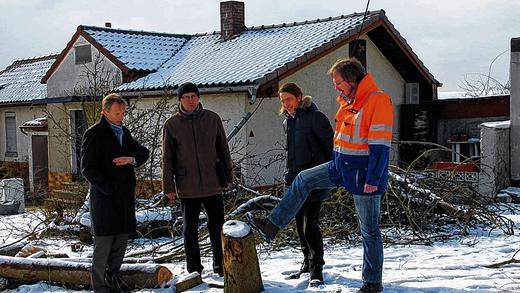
[1,210,520,292]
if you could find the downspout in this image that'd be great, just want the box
[226,85,259,142]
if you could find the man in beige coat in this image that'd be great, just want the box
[162,82,233,276]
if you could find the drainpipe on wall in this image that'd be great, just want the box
[511,37,520,186]
[226,85,259,142]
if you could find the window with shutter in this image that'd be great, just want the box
[5,112,17,156]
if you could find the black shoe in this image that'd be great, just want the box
[358,282,383,293]
[287,261,310,279]
[245,212,279,243]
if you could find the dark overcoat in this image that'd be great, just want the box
[81,116,149,236]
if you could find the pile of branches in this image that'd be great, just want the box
[281,167,516,246]
[1,164,517,266]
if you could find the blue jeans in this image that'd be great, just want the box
[353,193,383,283]
[268,163,334,228]
[268,162,383,283]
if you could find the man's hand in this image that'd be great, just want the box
[165,192,177,201]
[112,156,135,166]
[364,183,378,194]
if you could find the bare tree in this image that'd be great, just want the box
[459,50,510,97]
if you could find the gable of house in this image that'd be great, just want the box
[42,25,190,92]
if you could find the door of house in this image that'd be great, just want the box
[32,135,48,196]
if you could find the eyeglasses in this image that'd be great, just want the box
[333,79,346,87]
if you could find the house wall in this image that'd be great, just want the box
[0,105,47,163]
[244,97,286,186]
[46,102,83,190]
[46,36,123,98]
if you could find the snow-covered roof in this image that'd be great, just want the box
[117,12,373,91]
[42,10,439,96]
[117,10,439,93]
[0,55,56,104]
[20,117,47,127]
[81,26,188,71]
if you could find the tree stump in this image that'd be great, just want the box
[221,220,263,293]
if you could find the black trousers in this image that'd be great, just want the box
[295,201,324,272]
[181,194,225,274]
[91,234,129,293]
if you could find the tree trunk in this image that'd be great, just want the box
[221,220,263,293]
[0,256,172,289]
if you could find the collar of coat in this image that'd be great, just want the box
[178,103,203,119]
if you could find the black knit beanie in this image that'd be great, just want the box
[177,82,199,100]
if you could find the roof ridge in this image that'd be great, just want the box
[2,53,58,73]
[79,25,192,39]
[79,10,384,39]
[247,10,383,31]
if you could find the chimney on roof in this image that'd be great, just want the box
[220,1,245,40]
[105,22,112,28]
[510,37,520,186]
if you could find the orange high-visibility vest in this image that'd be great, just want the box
[333,74,393,156]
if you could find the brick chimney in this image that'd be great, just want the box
[511,37,520,186]
[220,1,245,40]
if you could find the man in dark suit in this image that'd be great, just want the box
[81,93,149,293]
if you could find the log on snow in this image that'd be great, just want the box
[0,256,172,289]
[221,220,263,293]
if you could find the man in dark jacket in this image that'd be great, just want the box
[81,93,149,293]
[162,82,233,277]
[279,83,334,286]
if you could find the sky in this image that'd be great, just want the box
[0,0,518,91]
